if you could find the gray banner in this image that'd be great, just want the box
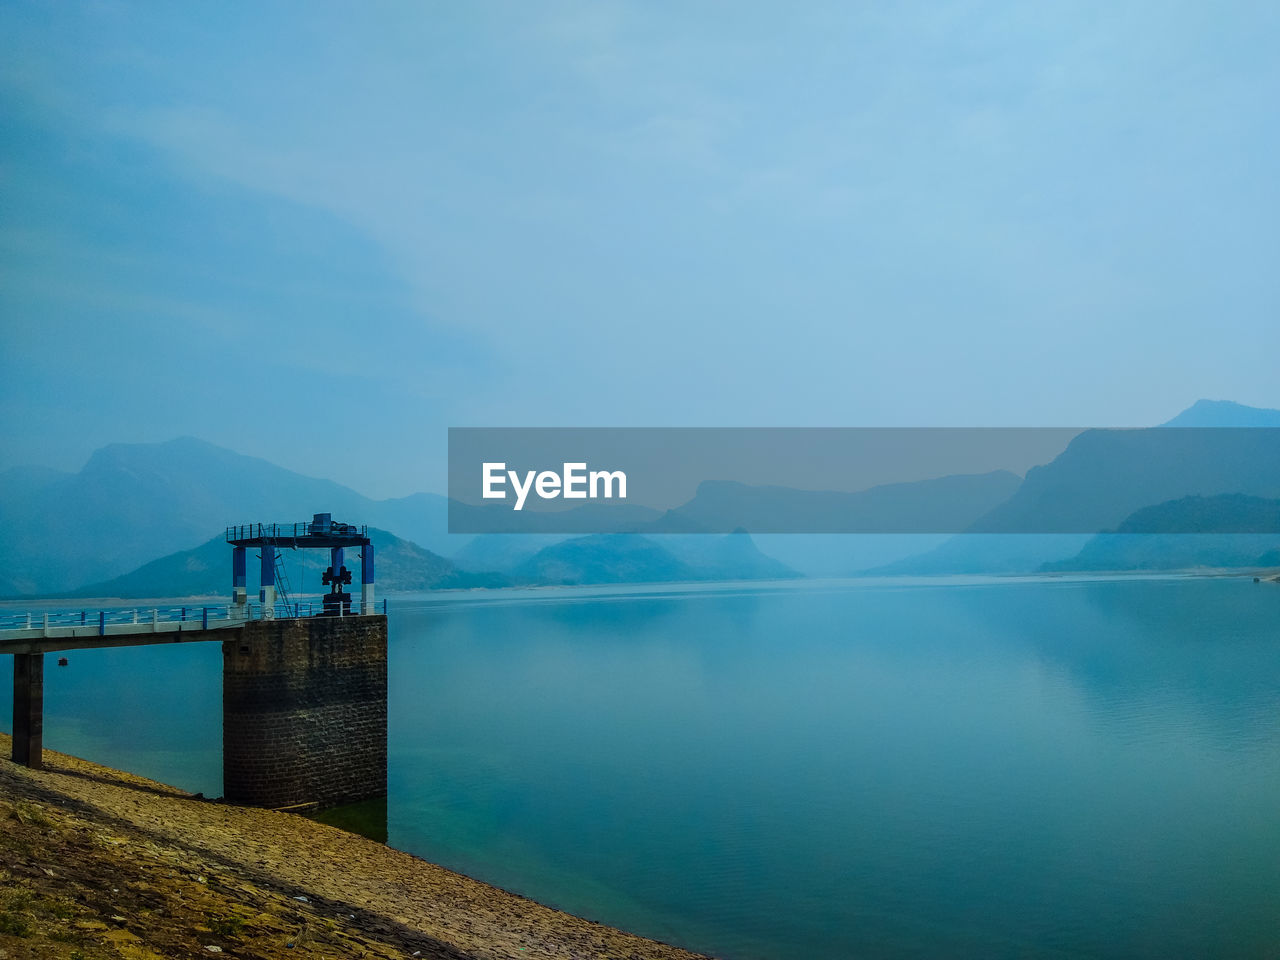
[447,427,1280,534]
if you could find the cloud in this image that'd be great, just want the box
[1,0,1277,463]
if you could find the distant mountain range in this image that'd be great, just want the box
[1161,399,1280,428]
[48,527,796,600]
[1042,495,1280,572]
[965,427,1280,534]
[864,534,1094,576]
[0,437,463,594]
[453,530,798,583]
[510,531,797,586]
[639,471,1023,534]
[450,534,570,575]
[2,399,1278,597]
[869,400,1280,575]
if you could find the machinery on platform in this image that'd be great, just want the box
[322,559,354,616]
[225,513,375,618]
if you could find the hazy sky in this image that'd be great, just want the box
[2,1,1277,497]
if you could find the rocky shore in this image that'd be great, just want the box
[0,735,710,960]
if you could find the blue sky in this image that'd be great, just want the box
[2,1,1277,496]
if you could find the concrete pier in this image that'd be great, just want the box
[222,615,388,810]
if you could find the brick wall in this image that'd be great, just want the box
[222,616,387,810]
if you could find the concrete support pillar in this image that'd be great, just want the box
[361,543,375,614]
[12,652,44,769]
[260,544,276,618]
[232,545,248,612]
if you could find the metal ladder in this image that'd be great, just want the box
[273,549,293,612]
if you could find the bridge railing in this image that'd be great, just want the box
[0,597,388,634]
[0,605,235,630]
[0,605,248,634]
[225,521,369,543]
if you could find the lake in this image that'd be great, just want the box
[3,576,1279,959]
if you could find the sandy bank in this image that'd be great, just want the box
[0,734,710,960]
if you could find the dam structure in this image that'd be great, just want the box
[2,513,388,812]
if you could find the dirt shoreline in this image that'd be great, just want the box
[0,734,711,960]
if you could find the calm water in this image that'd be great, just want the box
[4,577,1279,958]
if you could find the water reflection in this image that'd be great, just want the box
[3,577,1278,960]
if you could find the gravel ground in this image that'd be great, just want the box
[0,735,711,960]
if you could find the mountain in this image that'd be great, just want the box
[1161,399,1280,427]
[10,401,1279,593]
[43,524,794,598]
[450,534,571,574]
[450,470,1023,537]
[447,499,663,534]
[1104,493,1280,535]
[1043,495,1280,572]
[361,492,469,558]
[864,535,1093,576]
[2,436,799,596]
[646,471,1023,534]
[966,427,1280,535]
[512,530,799,586]
[862,400,1280,574]
[59,527,504,600]
[0,437,465,594]
[654,530,800,581]
[751,534,950,577]
[514,535,695,585]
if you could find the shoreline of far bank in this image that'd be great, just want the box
[4,564,1279,609]
[2,565,1274,614]
[0,734,713,960]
